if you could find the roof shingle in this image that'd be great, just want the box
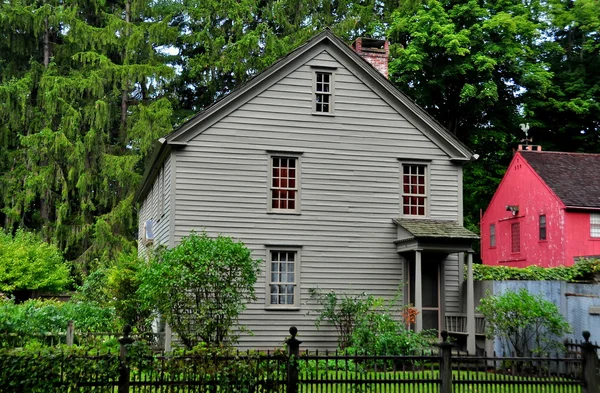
[520,151,600,208]
[393,219,479,239]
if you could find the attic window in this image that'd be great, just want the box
[313,71,334,115]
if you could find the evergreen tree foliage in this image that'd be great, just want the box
[1,0,599,267]
[0,0,176,274]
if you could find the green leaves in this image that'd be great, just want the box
[470,259,600,281]
[0,230,70,294]
[478,289,571,356]
[138,232,261,348]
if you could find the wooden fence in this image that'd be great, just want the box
[1,328,598,393]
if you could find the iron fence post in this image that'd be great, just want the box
[439,330,453,393]
[580,331,599,393]
[118,324,135,393]
[286,326,302,393]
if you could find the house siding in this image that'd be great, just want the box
[168,50,463,349]
[481,152,567,267]
[138,157,172,257]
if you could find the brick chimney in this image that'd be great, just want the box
[351,38,389,79]
[518,144,542,151]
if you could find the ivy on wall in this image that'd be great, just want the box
[470,259,600,281]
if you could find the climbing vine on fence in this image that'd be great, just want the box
[471,259,600,281]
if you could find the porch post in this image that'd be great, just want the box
[415,249,423,332]
[466,251,476,354]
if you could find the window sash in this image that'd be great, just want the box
[511,223,521,253]
[269,250,297,306]
[591,213,600,237]
[539,215,546,240]
[315,72,332,113]
[402,164,427,216]
[490,224,496,247]
[270,156,298,211]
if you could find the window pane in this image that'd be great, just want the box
[402,164,426,216]
[511,223,520,253]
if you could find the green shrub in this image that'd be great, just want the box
[0,298,118,347]
[347,299,435,356]
[308,289,375,350]
[76,251,153,333]
[478,289,571,356]
[471,258,600,281]
[0,230,71,294]
[138,232,261,348]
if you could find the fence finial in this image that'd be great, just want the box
[441,330,449,343]
[582,331,590,343]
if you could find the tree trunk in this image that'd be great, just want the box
[44,17,51,67]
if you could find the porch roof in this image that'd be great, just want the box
[392,218,479,253]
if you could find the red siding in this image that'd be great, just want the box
[564,211,600,263]
[481,152,566,267]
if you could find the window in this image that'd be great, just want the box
[313,71,334,114]
[402,164,427,216]
[591,213,600,237]
[490,224,496,247]
[267,250,299,308]
[511,223,520,253]
[269,155,300,213]
[539,214,546,240]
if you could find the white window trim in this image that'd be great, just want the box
[591,213,600,238]
[312,69,335,116]
[267,151,302,214]
[399,161,430,218]
[265,247,301,310]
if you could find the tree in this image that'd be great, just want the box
[0,0,175,274]
[387,0,552,233]
[525,0,600,153]
[0,230,71,295]
[138,232,261,348]
[478,289,571,356]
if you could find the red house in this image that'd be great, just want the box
[481,146,600,268]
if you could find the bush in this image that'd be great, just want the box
[347,298,435,356]
[477,289,571,356]
[308,289,375,350]
[138,232,261,348]
[0,230,71,294]
[309,289,434,356]
[471,259,600,281]
[76,251,153,333]
[0,298,118,347]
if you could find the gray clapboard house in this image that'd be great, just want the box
[136,29,480,351]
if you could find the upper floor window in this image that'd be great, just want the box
[402,164,427,216]
[269,154,300,213]
[267,249,300,309]
[490,224,496,247]
[539,214,546,241]
[313,71,334,114]
[591,213,600,237]
[511,222,521,253]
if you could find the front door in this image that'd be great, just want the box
[408,258,441,332]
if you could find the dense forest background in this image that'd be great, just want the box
[1,0,598,278]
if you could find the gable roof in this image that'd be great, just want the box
[136,29,474,202]
[520,151,600,209]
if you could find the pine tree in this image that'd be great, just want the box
[0,0,175,275]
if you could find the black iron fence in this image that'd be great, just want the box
[1,328,598,393]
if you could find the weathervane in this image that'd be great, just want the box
[519,123,532,145]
